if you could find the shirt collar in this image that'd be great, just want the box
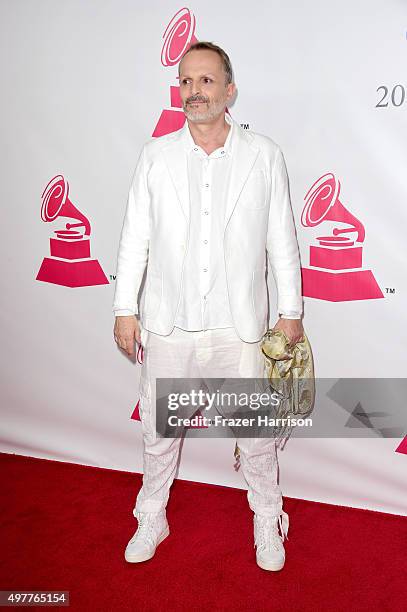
[182,111,234,157]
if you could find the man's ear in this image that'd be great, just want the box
[227,82,237,104]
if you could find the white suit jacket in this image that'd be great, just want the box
[112,114,303,343]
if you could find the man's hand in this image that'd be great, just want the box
[113,315,140,356]
[272,317,304,348]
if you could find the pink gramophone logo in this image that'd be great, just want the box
[36,175,109,287]
[153,7,198,137]
[301,173,383,301]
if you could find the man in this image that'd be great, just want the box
[113,41,304,571]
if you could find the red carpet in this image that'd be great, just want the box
[0,452,405,611]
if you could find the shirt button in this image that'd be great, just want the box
[194,147,198,151]
[203,268,208,272]
[221,151,225,154]
[203,239,208,244]
[204,183,209,188]
[203,210,209,215]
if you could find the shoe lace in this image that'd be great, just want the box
[254,513,289,552]
[132,512,157,548]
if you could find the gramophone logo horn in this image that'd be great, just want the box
[152,7,233,137]
[36,174,109,287]
[152,7,198,137]
[301,172,383,301]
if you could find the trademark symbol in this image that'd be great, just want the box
[110,274,116,281]
[240,123,250,130]
[385,287,395,294]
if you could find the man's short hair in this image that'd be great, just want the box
[179,41,234,86]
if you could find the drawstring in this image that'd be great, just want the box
[278,510,289,542]
[137,343,144,364]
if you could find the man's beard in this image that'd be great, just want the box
[183,96,227,122]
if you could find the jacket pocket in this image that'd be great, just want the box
[239,169,267,210]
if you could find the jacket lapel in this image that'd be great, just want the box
[161,132,190,221]
[160,114,260,227]
[223,122,260,227]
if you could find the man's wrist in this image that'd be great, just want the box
[114,309,136,317]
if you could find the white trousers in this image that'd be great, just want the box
[134,324,283,518]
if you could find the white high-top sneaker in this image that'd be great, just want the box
[253,510,289,571]
[124,510,170,563]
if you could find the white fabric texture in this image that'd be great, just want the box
[113,113,302,330]
[175,114,300,328]
[134,324,283,517]
[173,112,235,331]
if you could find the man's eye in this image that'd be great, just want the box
[203,78,212,83]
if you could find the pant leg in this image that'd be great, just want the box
[134,325,202,514]
[196,327,283,517]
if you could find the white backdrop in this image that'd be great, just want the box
[1,0,406,516]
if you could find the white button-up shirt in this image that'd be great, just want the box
[174,112,235,332]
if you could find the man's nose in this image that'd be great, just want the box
[188,82,202,96]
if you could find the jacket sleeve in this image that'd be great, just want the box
[266,147,303,318]
[112,145,150,316]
